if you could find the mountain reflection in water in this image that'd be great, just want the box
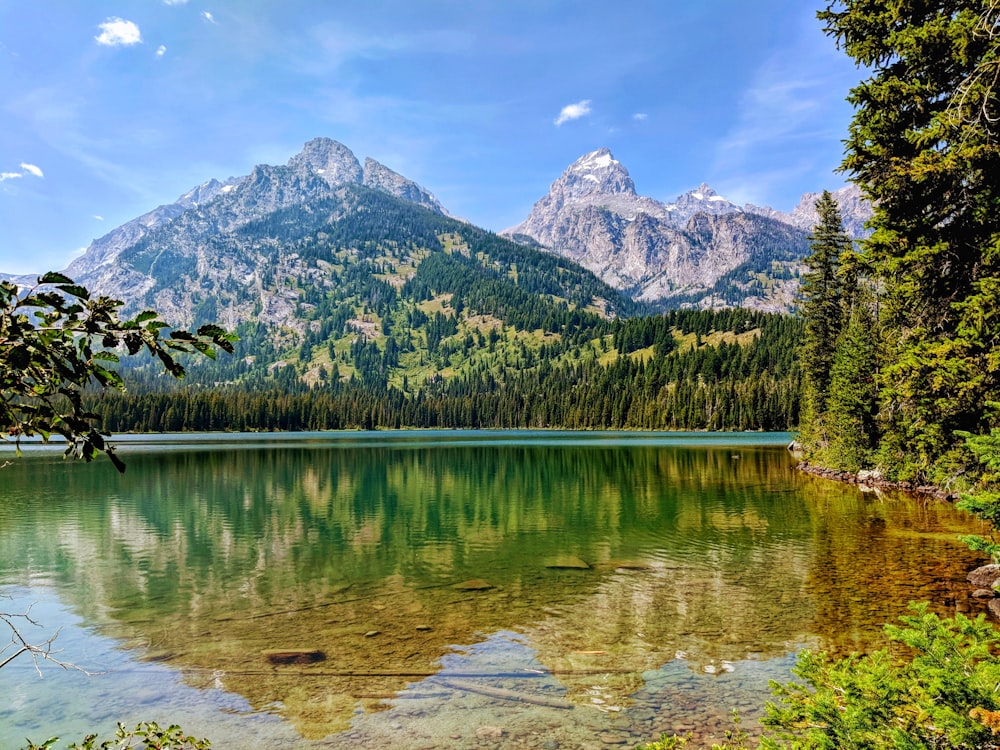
[0,432,988,748]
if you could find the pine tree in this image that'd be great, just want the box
[819,0,1000,480]
[824,303,879,471]
[798,190,853,452]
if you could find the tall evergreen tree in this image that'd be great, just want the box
[820,1,1000,480]
[799,190,853,452]
[825,303,879,471]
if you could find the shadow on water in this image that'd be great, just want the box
[0,432,989,748]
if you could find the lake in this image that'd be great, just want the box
[0,431,988,748]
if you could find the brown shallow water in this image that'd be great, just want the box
[0,431,989,748]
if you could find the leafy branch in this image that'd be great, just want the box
[0,273,236,472]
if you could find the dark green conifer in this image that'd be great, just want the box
[798,191,852,453]
[820,0,1000,480]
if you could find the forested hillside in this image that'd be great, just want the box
[94,307,801,432]
[60,162,803,434]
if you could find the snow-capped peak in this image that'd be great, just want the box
[555,148,636,198]
[571,148,618,172]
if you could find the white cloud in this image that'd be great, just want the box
[163,0,189,4]
[156,45,167,57]
[93,215,105,221]
[554,100,592,126]
[0,163,44,182]
[633,112,648,121]
[202,11,217,24]
[95,18,142,47]
[19,163,43,178]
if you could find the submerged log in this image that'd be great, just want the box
[453,579,494,590]
[439,677,573,709]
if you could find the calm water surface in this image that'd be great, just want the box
[0,431,988,748]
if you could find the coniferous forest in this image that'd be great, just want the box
[91,308,802,433]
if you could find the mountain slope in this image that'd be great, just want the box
[43,139,648,398]
[67,138,446,295]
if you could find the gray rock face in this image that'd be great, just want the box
[504,149,809,306]
[286,137,363,186]
[46,138,447,330]
[746,184,870,239]
[362,157,447,214]
[504,149,872,309]
[60,138,446,286]
[65,176,244,279]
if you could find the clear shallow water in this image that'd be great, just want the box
[0,431,989,748]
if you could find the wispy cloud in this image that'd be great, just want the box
[20,163,43,178]
[95,18,142,47]
[163,0,189,4]
[201,11,217,24]
[554,100,592,126]
[93,215,105,221]
[632,112,648,121]
[712,20,857,206]
[293,23,473,78]
[0,163,44,182]
[156,45,167,57]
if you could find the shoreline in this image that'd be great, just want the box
[794,459,960,502]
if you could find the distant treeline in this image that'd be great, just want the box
[91,309,802,432]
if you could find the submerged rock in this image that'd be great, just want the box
[262,648,325,665]
[544,555,591,570]
[968,564,1000,589]
[475,725,505,740]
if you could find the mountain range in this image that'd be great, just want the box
[1,137,813,431]
[503,148,869,310]
[5,138,869,320]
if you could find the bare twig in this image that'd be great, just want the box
[0,599,92,677]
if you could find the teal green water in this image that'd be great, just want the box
[0,432,989,748]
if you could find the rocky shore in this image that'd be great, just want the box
[795,461,960,502]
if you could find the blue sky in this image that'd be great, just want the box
[0,1,862,275]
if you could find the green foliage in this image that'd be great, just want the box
[761,603,1000,749]
[797,191,879,471]
[22,721,210,750]
[799,192,852,431]
[957,424,1000,561]
[816,0,1000,481]
[816,304,879,472]
[0,274,235,472]
[90,309,803,432]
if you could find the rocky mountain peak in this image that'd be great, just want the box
[558,148,636,199]
[54,138,448,287]
[668,183,741,219]
[175,176,243,209]
[286,137,363,185]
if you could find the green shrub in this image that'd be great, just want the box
[22,722,210,750]
[762,604,1000,749]
[640,604,1000,749]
